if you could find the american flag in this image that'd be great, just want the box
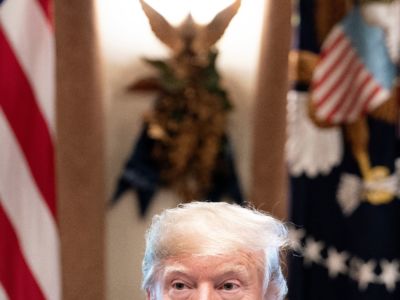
[311,7,396,125]
[0,0,60,299]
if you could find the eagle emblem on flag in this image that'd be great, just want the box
[307,5,399,206]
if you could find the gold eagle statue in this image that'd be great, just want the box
[129,0,242,201]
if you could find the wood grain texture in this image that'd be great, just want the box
[250,0,292,220]
[55,1,106,299]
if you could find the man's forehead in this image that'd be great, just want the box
[163,260,250,274]
[162,252,263,277]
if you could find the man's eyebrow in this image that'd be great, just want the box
[163,265,190,277]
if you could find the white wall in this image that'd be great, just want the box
[96,0,266,298]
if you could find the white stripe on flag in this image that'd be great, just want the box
[346,67,369,103]
[0,283,9,300]
[313,46,356,102]
[314,53,359,121]
[320,26,343,52]
[0,0,55,134]
[0,111,61,300]
[330,60,363,122]
[347,76,377,122]
[312,33,350,82]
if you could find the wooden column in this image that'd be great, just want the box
[55,1,105,299]
[251,0,292,220]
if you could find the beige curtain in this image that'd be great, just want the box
[55,1,105,299]
[250,0,292,220]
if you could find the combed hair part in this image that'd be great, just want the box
[142,201,288,299]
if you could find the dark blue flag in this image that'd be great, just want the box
[112,126,243,216]
[287,0,400,299]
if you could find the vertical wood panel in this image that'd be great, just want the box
[55,1,105,299]
[251,0,292,220]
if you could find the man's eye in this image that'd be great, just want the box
[172,282,188,290]
[219,282,240,291]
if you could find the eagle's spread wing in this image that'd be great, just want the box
[139,0,183,51]
[195,0,241,51]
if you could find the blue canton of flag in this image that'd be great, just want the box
[311,7,396,125]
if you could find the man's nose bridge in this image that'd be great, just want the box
[197,284,218,300]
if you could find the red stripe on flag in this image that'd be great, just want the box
[0,203,46,300]
[343,73,373,119]
[313,42,352,93]
[325,58,362,123]
[330,66,364,122]
[0,28,56,218]
[362,86,381,113]
[314,46,355,109]
[319,32,346,60]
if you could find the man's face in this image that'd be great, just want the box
[148,251,265,300]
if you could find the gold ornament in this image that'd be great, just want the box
[130,0,241,200]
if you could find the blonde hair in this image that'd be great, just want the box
[142,201,288,299]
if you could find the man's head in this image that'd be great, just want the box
[142,201,288,299]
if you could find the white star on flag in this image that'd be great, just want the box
[351,259,377,291]
[303,237,324,266]
[379,260,400,292]
[325,247,349,278]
